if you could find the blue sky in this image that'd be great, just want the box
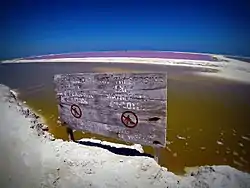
[1,0,250,59]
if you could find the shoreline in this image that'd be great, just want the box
[1,84,250,187]
[2,56,250,84]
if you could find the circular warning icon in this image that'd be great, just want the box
[121,111,138,128]
[70,104,82,119]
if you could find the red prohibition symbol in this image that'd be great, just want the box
[70,104,82,119]
[121,111,138,128]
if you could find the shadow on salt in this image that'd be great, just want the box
[76,138,154,158]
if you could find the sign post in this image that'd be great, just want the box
[54,72,167,162]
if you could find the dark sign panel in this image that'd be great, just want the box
[54,73,167,147]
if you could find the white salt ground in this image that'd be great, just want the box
[0,84,250,188]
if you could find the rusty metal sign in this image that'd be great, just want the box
[54,72,167,147]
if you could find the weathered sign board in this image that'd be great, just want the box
[54,72,167,147]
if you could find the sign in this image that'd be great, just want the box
[54,72,167,147]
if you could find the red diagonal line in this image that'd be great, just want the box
[123,115,135,125]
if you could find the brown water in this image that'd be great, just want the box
[1,62,250,174]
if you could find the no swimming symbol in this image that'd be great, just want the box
[70,104,82,119]
[121,111,138,128]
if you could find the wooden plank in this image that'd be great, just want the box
[54,72,167,147]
